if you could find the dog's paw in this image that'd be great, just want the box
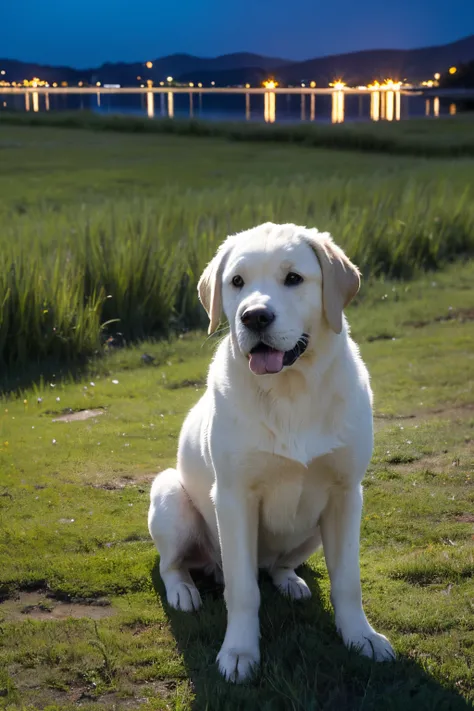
[273,570,312,601]
[217,646,260,683]
[167,582,201,612]
[344,629,395,662]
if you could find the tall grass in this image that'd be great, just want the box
[2,111,474,157]
[2,174,474,373]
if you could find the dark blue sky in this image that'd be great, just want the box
[3,0,473,67]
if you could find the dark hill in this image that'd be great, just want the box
[1,35,473,88]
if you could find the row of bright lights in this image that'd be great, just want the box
[0,67,459,90]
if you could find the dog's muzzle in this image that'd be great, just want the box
[248,334,309,375]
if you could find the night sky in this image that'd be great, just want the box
[4,0,473,67]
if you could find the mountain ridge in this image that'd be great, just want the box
[1,35,473,87]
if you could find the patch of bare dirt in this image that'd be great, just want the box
[13,674,179,710]
[166,378,205,390]
[406,307,474,329]
[89,473,155,491]
[374,403,474,433]
[455,514,474,523]
[52,408,105,423]
[0,592,115,622]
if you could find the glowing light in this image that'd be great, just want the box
[159,81,164,86]
[245,83,250,89]
[166,76,173,82]
[329,80,346,90]
[211,81,215,86]
[189,82,194,87]
[137,75,141,80]
[167,91,174,118]
[264,90,275,123]
[52,82,58,88]
[301,82,306,87]
[434,72,440,80]
[449,103,457,115]
[147,79,153,88]
[331,89,345,123]
[310,80,316,88]
[96,81,101,87]
[434,97,440,117]
[370,91,380,121]
[146,91,155,118]
[381,79,402,90]
[0,70,5,75]
[263,80,277,89]
[449,66,457,75]
[146,61,153,69]
[198,82,203,88]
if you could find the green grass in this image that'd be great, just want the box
[1,124,474,376]
[2,110,474,157]
[1,264,474,710]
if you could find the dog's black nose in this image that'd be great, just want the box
[241,307,275,331]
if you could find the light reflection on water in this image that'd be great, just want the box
[264,91,276,123]
[1,90,458,124]
[331,90,345,123]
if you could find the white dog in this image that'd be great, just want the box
[148,222,395,682]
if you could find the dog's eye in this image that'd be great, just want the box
[231,275,244,288]
[284,272,303,287]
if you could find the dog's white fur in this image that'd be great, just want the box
[148,223,395,682]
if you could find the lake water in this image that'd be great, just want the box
[0,89,458,124]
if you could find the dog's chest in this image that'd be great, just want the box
[254,388,344,467]
[252,454,331,535]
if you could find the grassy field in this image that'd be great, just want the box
[1,122,474,377]
[0,120,473,709]
[3,110,474,157]
[1,263,473,710]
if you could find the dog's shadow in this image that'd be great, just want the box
[151,559,470,711]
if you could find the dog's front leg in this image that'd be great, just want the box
[214,481,260,683]
[320,483,395,661]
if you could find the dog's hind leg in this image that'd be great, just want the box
[148,468,203,612]
[270,529,322,600]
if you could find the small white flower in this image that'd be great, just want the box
[112,379,119,384]
[52,439,57,444]
[56,397,60,402]
[83,386,88,391]
[37,397,43,403]
[90,382,95,387]
[50,383,56,388]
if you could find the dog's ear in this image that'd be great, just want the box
[198,243,231,335]
[304,231,360,334]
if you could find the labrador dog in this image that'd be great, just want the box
[148,222,395,682]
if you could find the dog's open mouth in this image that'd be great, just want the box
[248,334,309,375]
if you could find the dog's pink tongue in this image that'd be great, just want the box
[248,349,284,375]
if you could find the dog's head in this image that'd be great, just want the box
[198,223,360,375]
